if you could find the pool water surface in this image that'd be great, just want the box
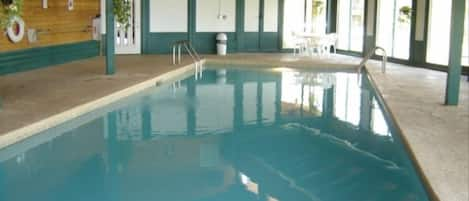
[0,68,430,201]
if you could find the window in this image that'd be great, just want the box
[336,0,365,52]
[426,0,452,65]
[306,0,327,34]
[283,0,306,48]
[283,0,328,48]
[376,0,412,60]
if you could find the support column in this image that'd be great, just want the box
[236,0,245,51]
[105,0,115,75]
[445,0,466,105]
[188,0,196,42]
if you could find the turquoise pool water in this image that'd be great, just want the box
[0,68,430,201]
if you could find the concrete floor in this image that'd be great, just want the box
[0,53,468,201]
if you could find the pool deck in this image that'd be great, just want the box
[0,53,468,201]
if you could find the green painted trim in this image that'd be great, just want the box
[146,33,189,54]
[278,0,284,49]
[260,32,280,51]
[243,32,261,52]
[193,32,237,54]
[363,0,374,54]
[326,0,337,33]
[445,0,466,105]
[408,0,418,64]
[259,0,265,49]
[236,0,245,51]
[188,0,196,42]
[368,0,379,55]
[0,41,99,75]
[141,0,150,54]
[422,0,431,63]
[105,0,115,75]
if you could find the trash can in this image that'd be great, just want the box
[216,33,227,56]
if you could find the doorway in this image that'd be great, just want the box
[115,0,141,54]
[375,0,412,60]
[243,0,279,51]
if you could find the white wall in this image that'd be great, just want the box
[150,0,188,32]
[245,0,260,32]
[196,0,236,32]
[263,0,278,32]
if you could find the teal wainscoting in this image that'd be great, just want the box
[0,40,99,75]
[144,33,189,54]
[411,40,427,65]
[192,32,237,54]
[260,32,280,52]
[241,33,260,52]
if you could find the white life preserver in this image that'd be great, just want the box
[6,16,25,43]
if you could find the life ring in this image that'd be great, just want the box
[6,16,25,43]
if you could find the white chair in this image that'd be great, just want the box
[307,36,326,56]
[323,33,338,55]
[292,32,308,56]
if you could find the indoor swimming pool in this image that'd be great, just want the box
[0,67,431,201]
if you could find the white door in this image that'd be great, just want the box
[116,0,141,54]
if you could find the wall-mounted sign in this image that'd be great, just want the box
[67,0,74,10]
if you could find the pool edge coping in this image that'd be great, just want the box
[0,62,198,150]
[364,66,441,201]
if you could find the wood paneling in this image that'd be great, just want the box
[0,0,100,52]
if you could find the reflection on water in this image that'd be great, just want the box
[0,69,429,201]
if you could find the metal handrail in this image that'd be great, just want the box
[171,40,203,79]
[358,46,387,74]
[171,40,201,64]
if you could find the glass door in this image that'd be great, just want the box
[376,0,412,60]
[306,0,327,34]
[115,0,141,54]
[283,0,328,49]
[336,0,365,52]
[426,0,452,65]
[244,0,279,51]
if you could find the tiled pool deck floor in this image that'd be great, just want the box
[0,54,468,201]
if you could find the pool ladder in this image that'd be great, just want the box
[358,46,387,74]
[171,40,203,79]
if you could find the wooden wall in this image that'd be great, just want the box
[0,0,100,52]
